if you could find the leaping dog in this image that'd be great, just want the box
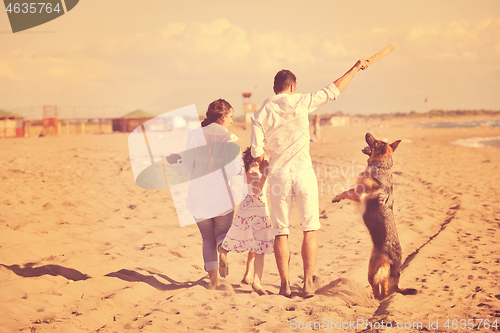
[332,133,416,299]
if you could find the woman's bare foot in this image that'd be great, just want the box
[278,281,291,297]
[207,269,219,290]
[252,283,268,296]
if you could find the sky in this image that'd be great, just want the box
[1,0,500,119]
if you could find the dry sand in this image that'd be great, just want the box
[1,118,500,332]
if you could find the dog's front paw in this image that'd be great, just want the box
[362,146,372,156]
[332,197,341,203]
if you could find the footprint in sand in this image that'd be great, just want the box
[140,243,166,251]
[42,202,54,210]
[170,251,183,258]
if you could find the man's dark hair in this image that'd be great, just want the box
[273,69,296,93]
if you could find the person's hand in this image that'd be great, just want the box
[259,159,269,176]
[354,59,370,71]
[166,153,182,164]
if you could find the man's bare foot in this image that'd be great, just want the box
[303,279,316,297]
[207,282,218,290]
[252,283,268,296]
[278,281,291,297]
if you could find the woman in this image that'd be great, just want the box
[167,99,242,290]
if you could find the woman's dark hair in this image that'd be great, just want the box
[201,99,233,127]
[273,69,296,94]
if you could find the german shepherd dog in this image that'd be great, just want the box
[332,133,416,299]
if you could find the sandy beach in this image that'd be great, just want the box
[1,118,500,333]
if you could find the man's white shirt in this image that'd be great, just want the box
[251,82,340,175]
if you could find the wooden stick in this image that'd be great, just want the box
[368,45,394,64]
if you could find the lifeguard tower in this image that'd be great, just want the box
[39,105,59,137]
[242,92,259,130]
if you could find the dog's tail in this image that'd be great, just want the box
[396,287,418,295]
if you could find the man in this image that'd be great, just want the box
[251,59,370,296]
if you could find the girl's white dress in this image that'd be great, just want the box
[221,189,274,255]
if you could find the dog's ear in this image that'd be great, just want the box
[390,140,401,152]
[365,133,376,146]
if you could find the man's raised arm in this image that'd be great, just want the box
[303,58,370,111]
[333,59,370,93]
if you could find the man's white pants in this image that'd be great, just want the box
[268,167,320,235]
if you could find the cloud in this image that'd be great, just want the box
[77,19,251,76]
[153,20,357,74]
[0,59,21,81]
[406,18,500,61]
[161,22,186,39]
[2,17,499,113]
[158,19,251,72]
[72,19,356,76]
[248,31,318,70]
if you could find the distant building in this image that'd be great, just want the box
[0,110,25,138]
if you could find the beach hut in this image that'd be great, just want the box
[0,109,25,138]
[112,110,156,132]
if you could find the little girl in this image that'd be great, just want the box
[220,146,273,295]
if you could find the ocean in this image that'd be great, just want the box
[414,118,500,129]
[410,118,500,148]
[448,136,500,148]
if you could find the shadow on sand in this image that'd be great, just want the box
[105,269,206,291]
[1,264,234,292]
[1,263,91,281]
